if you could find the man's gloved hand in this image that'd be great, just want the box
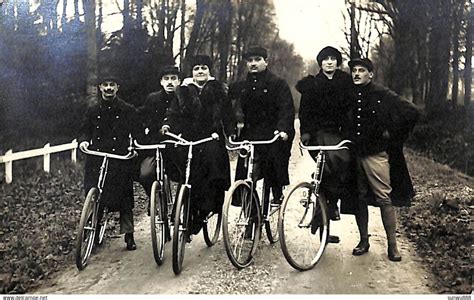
[140,157,156,178]
[279,131,289,141]
[301,133,311,145]
[382,129,391,139]
[160,125,170,135]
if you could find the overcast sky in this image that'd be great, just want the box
[273,0,349,62]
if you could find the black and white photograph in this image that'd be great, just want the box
[0,0,472,297]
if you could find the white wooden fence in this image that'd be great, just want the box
[0,139,78,184]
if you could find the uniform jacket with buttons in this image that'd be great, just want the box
[82,96,139,212]
[347,82,419,157]
[229,69,295,187]
[347,82,420,207]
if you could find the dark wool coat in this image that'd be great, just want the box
[229,69,295,187]
[82,96,139,212]
[167,80,234,213]
[296,70,358,211]
[346,82,420,207]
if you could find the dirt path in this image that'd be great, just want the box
[35,123,435,294]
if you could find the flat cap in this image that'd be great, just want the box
[243,46,268,59]
[348,58,374,72]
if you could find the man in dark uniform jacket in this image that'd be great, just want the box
[296,46,358,244]
[82,73,139,251]
[136,65,183,197]
[229,46,295,204]
[347,58,419,261]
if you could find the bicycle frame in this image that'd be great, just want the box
[227,133,281,223]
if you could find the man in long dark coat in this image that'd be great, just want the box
[347,58,419,261]
[229,46,295,204]
[163,55,235,238]
[296,46,358,244]
[82,73,139,251]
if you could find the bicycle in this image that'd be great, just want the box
[222,132,281,269]
[133,138,179,266]
[278,139,351,271]
[76,141,137,270]
[165,131,222,275]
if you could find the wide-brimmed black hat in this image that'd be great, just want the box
[243,46,268,60]
[316,46,342,66]
[191,55,213,69]
[159,65,180,79]
[348,58,374,72]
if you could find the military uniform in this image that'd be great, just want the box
[82,96,138,233]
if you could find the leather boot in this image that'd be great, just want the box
[388,244,402,261]
[124,233,137,251]
[352,239,370,256]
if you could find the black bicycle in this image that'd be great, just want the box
[278,139,351,271]
[76,141,137,270]
[165,132,222,275]
[222,132,281,269]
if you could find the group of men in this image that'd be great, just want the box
[83,45,419,262]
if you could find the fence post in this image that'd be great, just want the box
[43,143,50,173]
[71,139,77,163]
[5,149,12,184]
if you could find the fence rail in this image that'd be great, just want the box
[0,139,78,184]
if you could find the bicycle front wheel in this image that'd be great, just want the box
[75,188,99,270]
[150,180,165,266]
[222,181,261,269]
[278,182,329,271]
[172,185,190,275]
[203,209,222,247]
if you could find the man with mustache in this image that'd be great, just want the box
[82,72,139,251]
[229,46,295,208]
[347,58,419,261]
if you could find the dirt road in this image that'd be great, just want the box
[35,125,435,294]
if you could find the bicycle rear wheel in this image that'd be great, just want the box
[264,186,280,243]
[172,185,190,275]
[222,181,261,269]
[75,188,99,270]
[203,209,222,247]
[150,180,165,265]
[278,182,329,271]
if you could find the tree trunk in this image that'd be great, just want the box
[183,0,206,74]
[464,4,472,108]
[451,1,464,109]
[217,0,232,82]
[84,0,97,105]
[179,0,186,70]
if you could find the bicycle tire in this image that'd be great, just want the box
[264,187,280,243]
[75,188,99,270]
[203,209,222,247]
[222,181,261,269]
[278,182,329,271]
[150,180,165,266]
[172,185,190,275]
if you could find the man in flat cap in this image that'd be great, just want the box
[82,72,140,251]
[229,46,295,210]
[296,46,357,244]
[347,58,419,261]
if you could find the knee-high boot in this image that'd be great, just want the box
[380,204,401,261]
[352,204,369,255]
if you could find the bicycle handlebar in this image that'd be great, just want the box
[164,131,219,146]
[133,139,181,150]
[226,132,281,151]
[79,141,138,159]
[299,139,352,152]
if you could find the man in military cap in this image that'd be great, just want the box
[229,46,295,206]
[347,58,419,261]
[82,72,139,251]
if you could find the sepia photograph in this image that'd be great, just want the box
[0,0,472,297]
